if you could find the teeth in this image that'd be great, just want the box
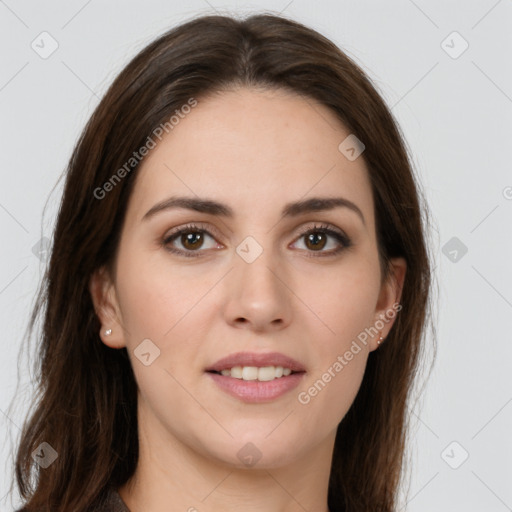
[218,366,295,381]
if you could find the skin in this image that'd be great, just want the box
[90,87,406,512]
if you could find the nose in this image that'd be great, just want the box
[222,245,293,333]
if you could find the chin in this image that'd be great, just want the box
[200,432,304,470]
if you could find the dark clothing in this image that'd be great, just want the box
[95,488,131,512]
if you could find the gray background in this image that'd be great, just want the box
[1,0,511,510]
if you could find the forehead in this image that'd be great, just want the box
[126,87,374,227]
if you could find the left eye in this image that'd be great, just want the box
[162,223,351,258]
[292,229,342,252]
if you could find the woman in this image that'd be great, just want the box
[12,12,434,512]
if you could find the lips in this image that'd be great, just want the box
[206,371,305,403]
[205,351,306,373]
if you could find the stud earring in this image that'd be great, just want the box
[377,331,384,346]
[104,328,112,336]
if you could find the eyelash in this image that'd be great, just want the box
[161,222,352,259]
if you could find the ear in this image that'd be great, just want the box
[370,257,407,351]
[89,266,126,349]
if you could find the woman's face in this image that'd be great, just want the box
[92,87,405,469]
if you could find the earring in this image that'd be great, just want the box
[104,328,112,336]
[377,331,384,346]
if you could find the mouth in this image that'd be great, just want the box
[205,352,306,403]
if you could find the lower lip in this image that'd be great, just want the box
[206,372,305,403]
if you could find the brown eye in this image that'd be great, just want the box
[292,224,352,257]
[180,231,205,250]
[163,222,351,259]
[162,223,221,258]
[304,232,327,251]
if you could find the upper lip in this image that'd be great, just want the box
[205,351,306,373]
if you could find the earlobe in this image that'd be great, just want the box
[89,267,126,349]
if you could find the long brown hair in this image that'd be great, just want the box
[10,12,435,512]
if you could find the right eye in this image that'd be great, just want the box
[162,223,223,258]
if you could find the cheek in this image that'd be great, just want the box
[290,258,379,425]
[114,253,210,417]
[293,254,381,345]
[295,350,367,446]
[115,249,207,340]
[114,249,221,383]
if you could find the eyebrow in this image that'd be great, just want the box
[142,195,365,225]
